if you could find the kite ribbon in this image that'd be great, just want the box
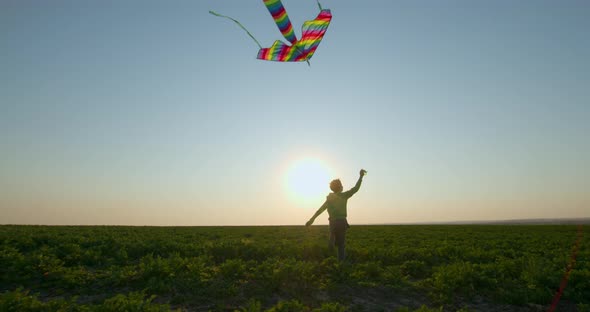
[263,0,298,44]
[209,11,262,49]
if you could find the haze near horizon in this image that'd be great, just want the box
[1,0,589,225]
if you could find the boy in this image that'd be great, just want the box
[305,169,366,261]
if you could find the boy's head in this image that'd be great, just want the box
[330,179,343,193]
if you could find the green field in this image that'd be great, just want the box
[1,225,588,311]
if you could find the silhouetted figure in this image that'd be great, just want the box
[306,169,366,261]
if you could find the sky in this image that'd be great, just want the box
[1,0,589,225]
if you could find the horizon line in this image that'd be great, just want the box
[2,217,589,227]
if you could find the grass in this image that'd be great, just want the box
[0,224,588,311]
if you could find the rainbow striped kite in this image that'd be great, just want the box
[210,0,332,64]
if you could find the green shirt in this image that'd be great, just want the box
[312,176,363,221]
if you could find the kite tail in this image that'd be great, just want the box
[263,0,298,44]
[209,11,262,49]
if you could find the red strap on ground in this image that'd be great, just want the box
[547,224,583,312]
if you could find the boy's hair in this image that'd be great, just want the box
[330,179,343,192]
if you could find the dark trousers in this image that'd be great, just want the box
[329,219,348,261]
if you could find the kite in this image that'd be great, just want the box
[210,0,332,64]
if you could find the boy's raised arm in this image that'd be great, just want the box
[342,169,366,199]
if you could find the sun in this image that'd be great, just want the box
[284,157,333,207]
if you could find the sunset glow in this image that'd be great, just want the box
[284,158,333,208]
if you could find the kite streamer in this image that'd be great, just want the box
[208,10,262,49]
[263,0,297,44]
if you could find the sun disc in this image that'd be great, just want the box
[285,158,332,207]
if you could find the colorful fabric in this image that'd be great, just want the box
[257,9,332,62]
[210,0,332,64]
[263,0,297,44]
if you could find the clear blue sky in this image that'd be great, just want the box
[1,0,589,225]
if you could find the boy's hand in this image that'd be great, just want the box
[360,169,367,177]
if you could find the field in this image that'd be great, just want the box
[1,225,588,311]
